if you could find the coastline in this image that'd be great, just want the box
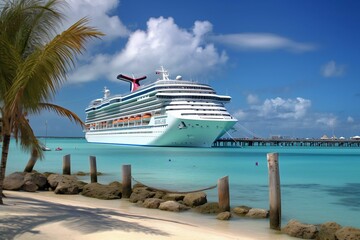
[0,191,296,240]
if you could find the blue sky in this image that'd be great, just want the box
[30,0,360,139]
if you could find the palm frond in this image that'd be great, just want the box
[35,102,85,127]
[6,17,103,111]
[14,112,44,159]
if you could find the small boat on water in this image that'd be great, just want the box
[41,144,51,151]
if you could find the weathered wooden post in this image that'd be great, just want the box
[218,175,230,211]
[122,164,132,198]
[89,156,97,183]
[62,154,71,175]
[267,152,281,230]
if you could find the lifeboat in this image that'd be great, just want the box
[143,113,151,119]
[129,116,135,121]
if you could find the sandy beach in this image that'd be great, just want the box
[0,191,297,240]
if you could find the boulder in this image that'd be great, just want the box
[109,181,122,190]
[81,183,122,200]
[47,174,64,189]
[159,201,189,212]
[194,202,222,214]
[143,198,164,209]
[129,187,155,203]
[282,219,318,239]
[317,222,342,240]
[3,172,26,190]
[24,172,48,190]
[153,191,166,199]
[335,227,360,240]
[55,182,79,194]
[245,208,269,218]
[162,193,186,201]
[22,181,38,192]
[233,206,251,216]
[51,175,85,194]
[217,211,231,220]
[132,183,146,189]
[183,192,207,207]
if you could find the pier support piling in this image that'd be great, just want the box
[218,176,230,212]
[122,165,132,198]
[267,153,281,230]
[62,154,71,175]
[89,156,97,183]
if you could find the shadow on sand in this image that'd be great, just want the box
[0,194,190,240]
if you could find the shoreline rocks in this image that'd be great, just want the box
[4,171,360,240]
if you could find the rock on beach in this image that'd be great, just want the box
[282,219,318,239]
[159,201,189,212]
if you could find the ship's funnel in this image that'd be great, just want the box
[117,74,147,92]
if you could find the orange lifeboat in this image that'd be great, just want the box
[143,113,151,119]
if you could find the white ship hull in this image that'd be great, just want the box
[84,67,238,148]
[85,114,236,147]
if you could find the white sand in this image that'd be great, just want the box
[0,191,295,240]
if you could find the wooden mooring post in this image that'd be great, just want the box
[218,176,230,211]
[89,156,97,183]
[122,165,132,198]
[62,154,71,175]
[267,153,281,230]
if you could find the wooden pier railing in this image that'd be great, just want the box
[213,138,360,147]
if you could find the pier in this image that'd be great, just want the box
[213,138,360,147]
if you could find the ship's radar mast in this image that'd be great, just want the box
[156,66,169,80]
[103,87,110,99]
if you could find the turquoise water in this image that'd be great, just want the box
[4,138,360,228]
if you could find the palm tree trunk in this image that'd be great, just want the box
[0,134,11,204]
[24,149,38,173]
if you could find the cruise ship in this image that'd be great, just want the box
[84,67,237,147]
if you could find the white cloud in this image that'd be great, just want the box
[316,116,337,128]
[65,0,129,40]
[233,109,247,120]
[321,61,345,78]
[68,54,112,83]
[246,94,259,105]
[254,97,311,119]
[211,33,315,52]
[347,116,354,123]
[69,17,228,83]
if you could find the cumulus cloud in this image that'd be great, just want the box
[254,97,311,119]
[69,17,228,83]
[321,61,345,78]
[316,116,337,128]
[233,109,247,120]
[65,0,129,39]
[211,33,315,52]
[246,94,259,105]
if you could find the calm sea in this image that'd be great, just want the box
[4,138,360,228]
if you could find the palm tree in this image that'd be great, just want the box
[0,0,104,204]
